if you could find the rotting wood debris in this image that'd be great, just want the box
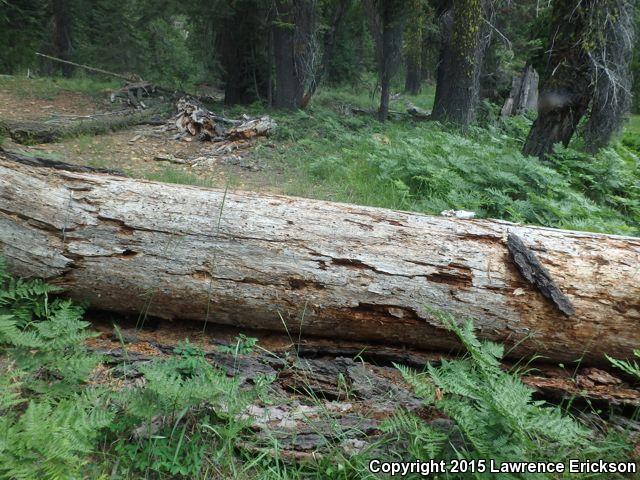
[85,317,640,460]
[172,97,276,141]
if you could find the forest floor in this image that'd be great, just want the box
[1,74,639,237]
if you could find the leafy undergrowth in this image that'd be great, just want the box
[0,260,637,479]
[251,89,640,236]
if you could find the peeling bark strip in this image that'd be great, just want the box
[506,233,575,316]
[1,154,639,365]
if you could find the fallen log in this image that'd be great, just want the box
[0,102,171,145]
[0,147,124,176]
[1,154,639,366]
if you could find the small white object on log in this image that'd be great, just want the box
[440,210,476,219]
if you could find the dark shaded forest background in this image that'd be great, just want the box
[1,1,638,146]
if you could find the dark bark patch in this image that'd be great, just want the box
[507,233,575,316]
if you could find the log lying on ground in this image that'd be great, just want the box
[0,101,171,145]
[1,154,639,366]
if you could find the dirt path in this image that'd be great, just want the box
[0,86,104,121]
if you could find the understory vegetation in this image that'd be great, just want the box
[244,87,640,236]
[0,259,637,479]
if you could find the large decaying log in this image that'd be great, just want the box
[1,154,639,366]
[0,102,170,145]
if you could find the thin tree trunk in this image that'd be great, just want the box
[273,0,317,109]
[377,0,404,121]
[2,155,639,367]
[522,0,594,158]
[304,0,349,99]
[404,0,423,95]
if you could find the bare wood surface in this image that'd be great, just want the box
[1,154,639,366]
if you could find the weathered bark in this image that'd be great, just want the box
[522,0,594,158]
[500,63,539,117]
[1,155,639,366]
[431,0,492,129]
[172,97,276,141]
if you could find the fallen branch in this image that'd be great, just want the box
[36,52,142,84]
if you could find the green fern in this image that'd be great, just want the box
[607,350,640,380]
[393,310,632,475]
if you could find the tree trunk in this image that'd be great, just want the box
[584,0,635,153]
[522,0,594,158]
[403,0,423,95]
[377,0,404,121]
[304,0,350,99]
[1,155,639,366]
[431,0,491,129]
[273,0,317,109]
[218,1,268,106]
[49,0,73,77]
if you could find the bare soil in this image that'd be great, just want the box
[1,84,291,193]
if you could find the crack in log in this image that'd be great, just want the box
[426,271,472,288]
[288,278,326,290]
[0,207,76,233]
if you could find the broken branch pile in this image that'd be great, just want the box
[173,97,276,141]
[109,82,158,109]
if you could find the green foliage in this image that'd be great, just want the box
[218,333,259,355]
[607,349,640,380]
[269,94,640,236]
[389,311,632,477]
[107,340,260,478]
[0,0,46,73]
[0,258,113,480]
